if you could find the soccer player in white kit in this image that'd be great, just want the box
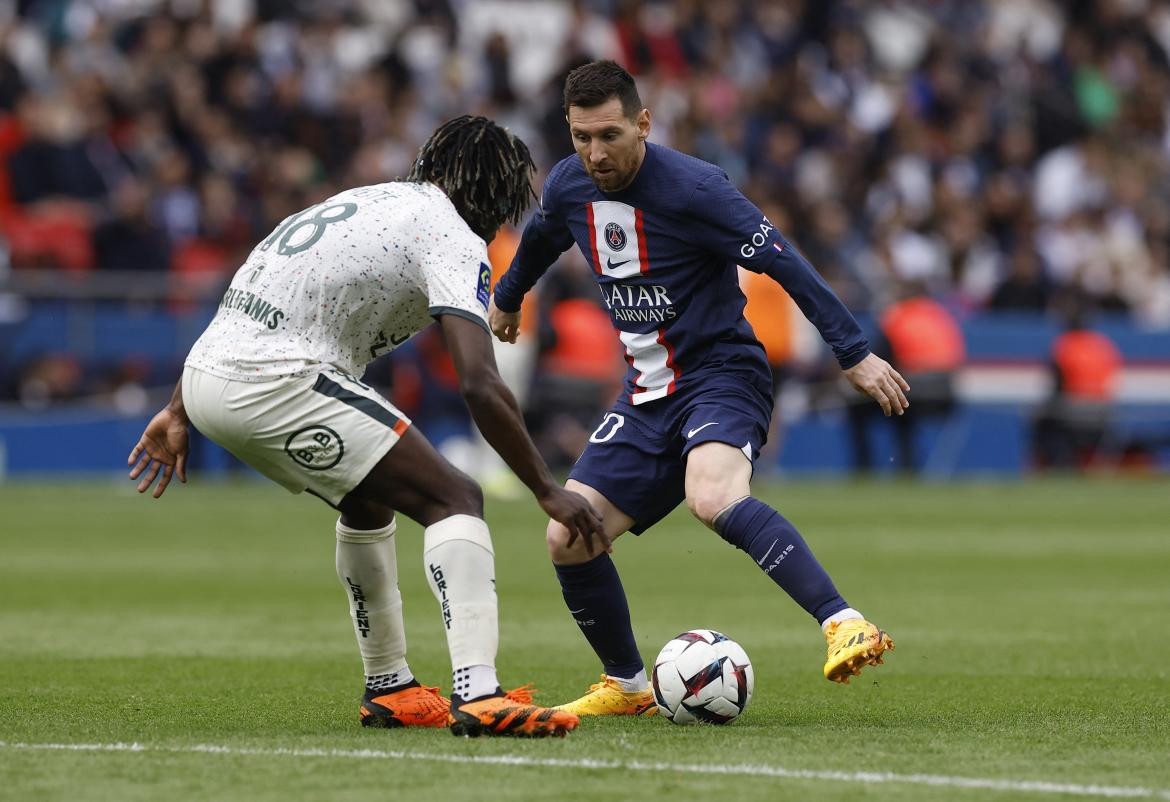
[127,116,603,738]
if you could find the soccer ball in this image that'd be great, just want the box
[651,629,754,725]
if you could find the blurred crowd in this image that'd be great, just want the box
[2,0,1169,470]
[1,0,1169,313]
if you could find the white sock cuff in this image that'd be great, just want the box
[423,514,492,555]
[336,517,396,544]
[821,607,864,631]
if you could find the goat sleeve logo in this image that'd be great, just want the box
[605,221,627,251]
[285,425,344,470]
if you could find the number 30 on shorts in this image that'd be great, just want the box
[589,413,625,443]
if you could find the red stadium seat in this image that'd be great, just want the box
[1,205,94,271]
[171,238,230,277]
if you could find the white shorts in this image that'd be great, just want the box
[182,366,412,505]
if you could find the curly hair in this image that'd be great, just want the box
[407,115,536,241]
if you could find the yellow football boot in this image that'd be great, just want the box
[554,675,659,716]
[823,619,894,683]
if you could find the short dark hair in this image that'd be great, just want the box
[563,60,642,119]
[407,115,536,241]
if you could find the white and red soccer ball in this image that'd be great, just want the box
[651,629,754,725]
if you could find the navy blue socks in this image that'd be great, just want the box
[553,499,845,674]
[714,497,848,623]
[553,554,644,679]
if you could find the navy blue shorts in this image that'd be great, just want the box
[568,377,773,535]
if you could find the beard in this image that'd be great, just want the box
[588,163,633,192]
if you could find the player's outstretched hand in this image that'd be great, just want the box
[487,295,522,343]
[538,486,610,555]
[843,353,911,417]
[127,407,189,498]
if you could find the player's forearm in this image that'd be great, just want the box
[763,240,869,370]
[687,173,869,368]
[460,376,558,498]
[165,377,189,423]
[491,223,564,313]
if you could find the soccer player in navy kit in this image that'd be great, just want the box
[489,61,908,716]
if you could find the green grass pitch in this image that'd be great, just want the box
[1,478,1168,801]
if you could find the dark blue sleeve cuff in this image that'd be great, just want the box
[836,345,870,371]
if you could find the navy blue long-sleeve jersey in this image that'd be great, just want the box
[494,142,869,405]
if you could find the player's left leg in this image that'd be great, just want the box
[684,442,893,683]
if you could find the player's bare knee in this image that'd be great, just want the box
[338,497,393,531]
[545,519,568,553]
[686,489,738,530]
[545,519,579,563]
[430,468,483,520]
[452,472,484,517]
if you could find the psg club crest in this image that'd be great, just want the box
[605,221,628,251]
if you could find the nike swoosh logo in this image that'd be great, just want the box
[756,541,776,566]
[569,608,587,614]
[606,258,631,270]
[687,422,719,438]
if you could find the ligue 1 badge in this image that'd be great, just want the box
[605,221,627,251]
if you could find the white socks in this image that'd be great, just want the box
[366,667,414,693]
[424,514,500,700]
[452,665,499,701]
[336,518,409,679]
[336,514,503,701]
[821,607,864,632]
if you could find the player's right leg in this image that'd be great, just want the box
[546,480,658,716]
[333,494,448,729]
[547,402,692,716]
[547,404,687,717]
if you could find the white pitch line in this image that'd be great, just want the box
[2,740,1168,800]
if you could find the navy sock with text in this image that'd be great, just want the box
[714,497,848,623]
[553,554,644,678]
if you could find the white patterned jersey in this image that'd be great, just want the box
[185,182,492,381]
